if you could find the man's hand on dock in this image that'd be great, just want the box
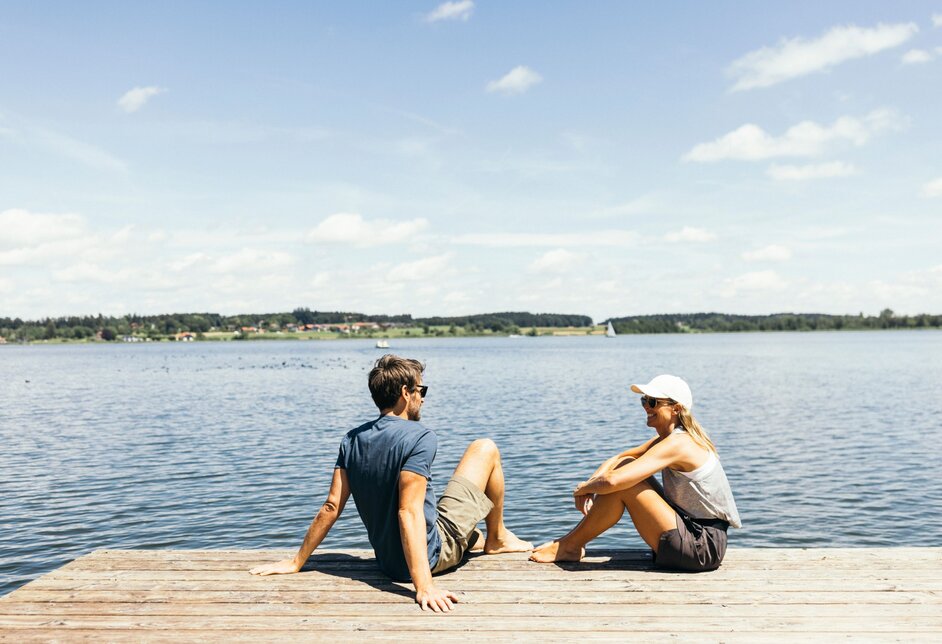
[249,558,302,576]
[416,584,459,613]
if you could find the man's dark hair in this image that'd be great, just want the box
[368,354,424,410]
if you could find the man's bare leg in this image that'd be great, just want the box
[530,478,676,563]
[452,439,532,554]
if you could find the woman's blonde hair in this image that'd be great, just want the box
[676,406,717,454]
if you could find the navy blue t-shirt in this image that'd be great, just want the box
[335,415,441,580]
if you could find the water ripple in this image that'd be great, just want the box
[2,332,941,595]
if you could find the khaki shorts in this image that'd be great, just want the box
[431,475,493,574]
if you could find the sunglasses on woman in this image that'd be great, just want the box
[641,395,673,409]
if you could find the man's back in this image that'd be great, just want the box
[335,415,442,580]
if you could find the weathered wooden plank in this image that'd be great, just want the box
[78,547,942,561]
[4,589,935,605]
[1,630,934,643]
[20,576,942,592]
[38,569,942,583]
[3,601,942,619]
[2,614,941,632]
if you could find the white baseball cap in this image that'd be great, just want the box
[630,375,693,410]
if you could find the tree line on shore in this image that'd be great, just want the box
[0,307,938,342]
[607,310,942,334]
[0,309,592,342]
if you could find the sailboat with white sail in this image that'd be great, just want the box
[606,321,616,338]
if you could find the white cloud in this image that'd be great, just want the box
[169,253,208,272]
[34,128,128,172]
[933,14,942,28]
[922,176,942,197]
[53,262,121,284]
[665,227,716,243]
[452,230,635,248]
[742,245,792,262]
[306,213,429,247]
[425,0,474,23]
[0,209,86,246]
[389,253,452,280]
[719,270,789,296]
[728,22,918,91]
[766,161,857,180]
[486,66,543,95]
[0,277,13,293]
[443,291,471,305]
[529,249,581,273]
[596,195,659,218]
[208,248,295,274]
[902,49,933,64]
[117,86,166,113]
[683,110,902,162]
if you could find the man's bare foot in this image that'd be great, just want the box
[483,529,533,554]
[528,540,585,563]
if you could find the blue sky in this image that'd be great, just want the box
[2,1,941,321]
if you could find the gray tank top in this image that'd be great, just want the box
[661,434,742,528]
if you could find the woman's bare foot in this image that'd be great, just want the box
[484,529,533,554]
[528,540,585,563]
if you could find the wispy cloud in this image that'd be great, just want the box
[684,110,902,162]
[389,253,452,280]
[425,1,474,23]
[742,245,792,262]
[486,66,543,95]
[528,249,581,273]
[33,127,128,172]
[665,227,716,243]
[728,23,918,91]
[901,49,933,64]
[766,161,856,180]
[0,208,86,246]
[452,230,634,248]
[933,14,942,28]
[117,86,166,113]
[922,176,942,197]
[306,213,429,246]
[209,248,295,274]
[719,270,788,296]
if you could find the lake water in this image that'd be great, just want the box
[2,331,941,595]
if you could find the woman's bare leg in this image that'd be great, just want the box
[530,478,677,563]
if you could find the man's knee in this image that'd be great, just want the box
[468,438,499,460]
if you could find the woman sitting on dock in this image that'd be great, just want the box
[530,375,740,571]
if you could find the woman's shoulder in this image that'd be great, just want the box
[663,431,714,471]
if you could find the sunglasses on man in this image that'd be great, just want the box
[413,384,428,398]
[641,395,673,409]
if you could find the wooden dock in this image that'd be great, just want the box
[1,548,939,641]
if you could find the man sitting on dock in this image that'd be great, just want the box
[250,354,532,612]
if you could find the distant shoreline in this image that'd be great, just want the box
[3,309,939,344]
[2,325,939,346]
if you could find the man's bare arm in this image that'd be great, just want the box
[250,468,351,575]
[398,470,458,613]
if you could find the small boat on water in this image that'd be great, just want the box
[375,339,390,349]
[606,321,616,338]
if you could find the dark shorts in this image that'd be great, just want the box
[653,514,728,572]
[648,477,729,572]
